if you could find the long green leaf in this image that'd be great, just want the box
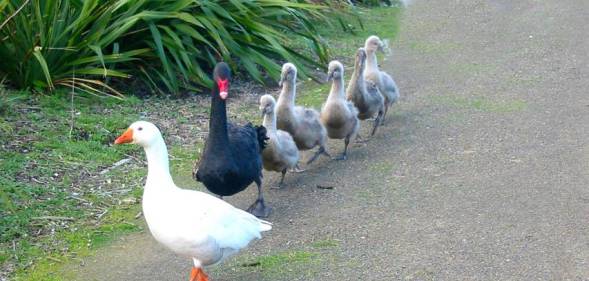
[32,48,53,89]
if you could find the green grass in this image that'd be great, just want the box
[311,239,340,248]
[0,91,174,279]
[1,5,403,280]
[15,205,142,281]
[297,82,332,108]
[170,145,199,176]
[211,249,322,280]
[0,92,139,238]
[253,250,318,270]
[213,237,344,280]
[317,6,402,60]
[0,91,150,279]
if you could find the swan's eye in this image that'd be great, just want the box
[138,127,143,131]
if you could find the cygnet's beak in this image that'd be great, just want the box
[260,106,270,118]
[260,107,266,118]
[326,71,334,82]
[114,128,134,145]
[378,42,385,52]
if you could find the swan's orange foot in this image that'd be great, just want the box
[189,267,209,281]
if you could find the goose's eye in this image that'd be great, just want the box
[138,127,143,131]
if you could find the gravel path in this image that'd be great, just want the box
[69,0,589,280]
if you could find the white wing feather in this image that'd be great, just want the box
[176,190,271,251]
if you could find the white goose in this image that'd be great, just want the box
[114,121,271,281]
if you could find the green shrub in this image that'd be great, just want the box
[0,0,332,96]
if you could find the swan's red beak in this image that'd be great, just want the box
[217,78,229,100]
[114,128,134,144]
[217,79,229,100]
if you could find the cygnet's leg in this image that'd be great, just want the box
[334,137,350,161]
[372,108,384,135]
[381,104,389,126]
[341,118,359,159]
[271,168,287,189]
[246,178,271,218]
[307,145,330,165]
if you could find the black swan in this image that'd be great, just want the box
[193,62,271,218]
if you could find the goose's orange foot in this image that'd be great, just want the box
[189,267,209,281]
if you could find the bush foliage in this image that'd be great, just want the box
[0,0,335,96]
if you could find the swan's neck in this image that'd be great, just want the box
[207,92,230,152]
[277,80,296,107]
[144,138,174,189]
[365,50,379,72]
[328,76,345,101]
[263,111,277,134]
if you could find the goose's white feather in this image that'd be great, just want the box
[125,121,271,268]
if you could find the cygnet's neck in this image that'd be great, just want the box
[349,59,366,93]
[365,49,379,73]
[143,137,174,190]
[328,76,345,101]
[277,79,296,107]
[263,111,277,134]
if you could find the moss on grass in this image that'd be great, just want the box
[211,249,322,280]
[311,239,340,249]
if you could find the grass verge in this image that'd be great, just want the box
[0,92,215,280]
[210,237,342,280]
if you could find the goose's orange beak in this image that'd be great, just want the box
[114,128,134,144]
